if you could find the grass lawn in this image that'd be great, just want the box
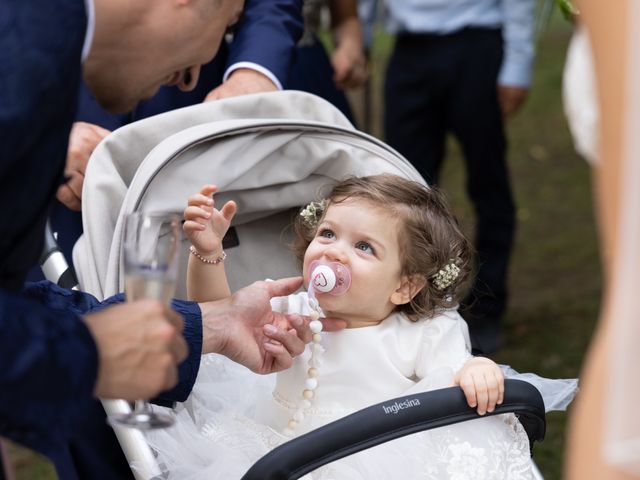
[4,16,596,480]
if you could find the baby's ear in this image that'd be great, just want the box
[390,275,427,306]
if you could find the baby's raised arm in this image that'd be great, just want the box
[183,184,237,302]
[454,357,504,415]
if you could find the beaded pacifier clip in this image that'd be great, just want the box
[282,261,351,436]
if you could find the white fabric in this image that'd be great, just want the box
[603,0,640,472]
[499,366,577,413]
[146,293,546,479]
[562,25,599,165]
[74,91,422,300]
[267,296,474,432]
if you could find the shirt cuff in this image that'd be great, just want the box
[152,299,203,407]
[498,58,533,88]
[223,62,283,90]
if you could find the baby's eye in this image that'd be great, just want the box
[319,229,335,239]
[355,241,374,254]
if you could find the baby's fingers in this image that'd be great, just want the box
[184,205,212,223]
[187,192,214,208]
[494,369,505,405]
[199,184,218,197]
[472,372,490,415]
[220,200,237,222]
[183,220,206,234]
[458,375,478,410]
[484,371,502,413]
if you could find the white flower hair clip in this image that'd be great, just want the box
[431,261,461,290]
[300,199,327,228]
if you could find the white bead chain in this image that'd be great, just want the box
[282,300,325,437]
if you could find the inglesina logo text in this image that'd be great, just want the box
[382,398,421,414]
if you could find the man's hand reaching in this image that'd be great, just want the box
[199,277,346,374]
[56,121,110,211]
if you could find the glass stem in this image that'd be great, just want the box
[134,399,150,413]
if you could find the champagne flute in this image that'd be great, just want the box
[108,211,180,430]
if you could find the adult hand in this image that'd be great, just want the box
[204,68,278,102]
[199,277,346,374]
[56,121,111,211]
[497,85,529,119]
[454,356,504,416]
[84,300,188,400]
[332,43,368,90]
[328,2,368,90]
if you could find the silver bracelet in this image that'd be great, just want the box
[189,245,227,265]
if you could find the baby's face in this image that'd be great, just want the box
[303,199,406,327]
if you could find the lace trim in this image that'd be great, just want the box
[272,391,352,417]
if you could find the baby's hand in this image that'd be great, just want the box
[183,185,237,255]
[454,357,504,415]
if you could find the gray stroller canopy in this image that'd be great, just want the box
[74,91,423,301]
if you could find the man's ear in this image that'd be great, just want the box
[390,275,427,306]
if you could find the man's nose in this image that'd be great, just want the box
[177,66,201,92]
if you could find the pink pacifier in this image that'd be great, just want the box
[309,260,351,296]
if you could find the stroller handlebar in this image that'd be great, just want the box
[241,379,546,480]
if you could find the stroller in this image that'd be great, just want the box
[53,91,548,479]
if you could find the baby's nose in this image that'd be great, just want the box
[325,245,348,264]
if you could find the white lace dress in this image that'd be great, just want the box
[147,293,541,479]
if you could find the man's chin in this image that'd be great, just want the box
[90,86,160,115]
[92,93,137,115]
[105,102,137,115]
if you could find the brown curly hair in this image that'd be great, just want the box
[292,174,473,320]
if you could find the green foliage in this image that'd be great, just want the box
[556,0,579,20]
[6,441,56,480]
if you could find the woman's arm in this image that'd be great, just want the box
[566,1,639,478]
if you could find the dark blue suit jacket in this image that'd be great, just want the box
[0,1,115,475]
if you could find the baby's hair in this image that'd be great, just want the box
[292,174,473,320]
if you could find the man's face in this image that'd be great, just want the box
[85,0,244,113]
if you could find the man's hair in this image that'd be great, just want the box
[292,174,473,320]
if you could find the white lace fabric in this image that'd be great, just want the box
[145,293,576,479]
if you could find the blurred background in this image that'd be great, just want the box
[4,8,597,480]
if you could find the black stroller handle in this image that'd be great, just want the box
[241,379,545,480]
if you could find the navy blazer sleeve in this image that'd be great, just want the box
[0,282,203,456]
[227,0,303,87]
[97,292,203,406]
[0,288,99,458]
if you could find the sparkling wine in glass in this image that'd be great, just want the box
[108,212,180,430]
